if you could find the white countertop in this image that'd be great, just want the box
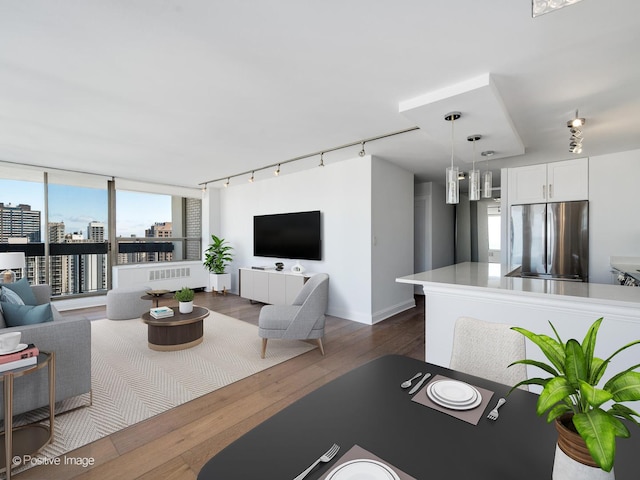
[397,262,640,308]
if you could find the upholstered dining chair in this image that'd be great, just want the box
[450,316,529,390]
[258,273,329,358]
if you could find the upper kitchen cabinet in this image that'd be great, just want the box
[508,158,588,205]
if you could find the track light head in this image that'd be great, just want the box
[359,142,366,157]
[249,171,254,183]
[274,164,280,176]
[319,153,325,167]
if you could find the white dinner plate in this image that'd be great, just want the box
[430,379,477,404]
[0,343,28,355]
[427,381,482,410]
[325,459,400,480]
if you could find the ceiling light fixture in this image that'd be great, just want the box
[445,112,461,205]
[467,134,482,201]
[274,164,280,176]
[199,126,419,188]
[567,109,585,154]
[481,150,495,198]
[224,177,230,188]
[249,171,254,183]
[532,0,584,17]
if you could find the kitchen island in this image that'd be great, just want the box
[396,262,640,389]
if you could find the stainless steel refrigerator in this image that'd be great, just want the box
[509,200,589,281]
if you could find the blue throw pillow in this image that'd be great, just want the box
[0,286,25,305]
[2,278,37,305]
[0,302,53,326]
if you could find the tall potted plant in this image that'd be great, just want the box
[203,234,234,294]
[509,318,640,479]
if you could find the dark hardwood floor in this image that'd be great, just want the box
[19,292,424,479]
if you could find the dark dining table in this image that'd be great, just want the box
[197,355,639,479]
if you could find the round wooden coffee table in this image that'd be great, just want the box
[141,306,209,351]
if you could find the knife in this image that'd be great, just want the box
[408,372,431,394]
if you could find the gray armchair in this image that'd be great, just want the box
[258,273,329,358]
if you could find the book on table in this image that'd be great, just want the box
[0,356,38,373]
[0,343,39,364]
[150,306,174,319]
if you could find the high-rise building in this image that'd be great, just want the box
[146,222,173,262]
[87,221,105,241]
[0,203,41,243]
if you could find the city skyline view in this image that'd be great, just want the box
[0,179,172,238]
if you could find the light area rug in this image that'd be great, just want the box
[10,311,314,474]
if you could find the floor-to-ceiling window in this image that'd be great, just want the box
[1,164,202,298]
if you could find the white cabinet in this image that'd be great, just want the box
[508,158,588,205]
[239,268,308,305]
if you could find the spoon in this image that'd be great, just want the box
[401,372,422,389]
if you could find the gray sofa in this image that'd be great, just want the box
[0,284,91,419]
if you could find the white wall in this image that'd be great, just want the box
[589,149,640,284]
[217,155,414,324]
[371,157,416,322]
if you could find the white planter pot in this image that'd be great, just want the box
[179,301,193,314]
[553,445,615,480]
[209,273,231,294]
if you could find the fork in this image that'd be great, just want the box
[293,443,340,480]
[487,397,506,420]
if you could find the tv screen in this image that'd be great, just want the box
[254,210,321,261]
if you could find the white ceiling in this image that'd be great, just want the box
[1,1,639,191]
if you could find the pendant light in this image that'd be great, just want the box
[467,134,482,201]
[481,150,494,198]
[445,112,461,205]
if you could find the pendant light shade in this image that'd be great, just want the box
[445,112,461,205]
[446,166,460,204]
[468,135,482,201]
[481,150,494,198]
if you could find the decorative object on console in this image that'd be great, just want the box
[203,234,234,294]
[174,287,195,314]
[509,318,640,477]
[291,262,305,274]
[0,252,25,284]
[275,262,284,271]
[445,111,461,205]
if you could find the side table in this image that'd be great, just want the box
[0,351,55,480]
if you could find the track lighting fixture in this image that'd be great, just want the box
[199,126,419,188]
[567,110,585,154]
[445,111,461,205]
[467,134,482,201]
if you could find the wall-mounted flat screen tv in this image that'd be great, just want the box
[254,210,321,261]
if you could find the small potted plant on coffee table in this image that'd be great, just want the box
[509,317,640,479]
[203,234,234,295]
[174,287,195,314]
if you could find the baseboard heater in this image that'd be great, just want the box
[113,261,208,291]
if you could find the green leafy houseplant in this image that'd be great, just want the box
[203,235,234,274]
[174,287,194,302]
[509,318,640,472]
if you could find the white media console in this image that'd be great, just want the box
[239,267,311,305]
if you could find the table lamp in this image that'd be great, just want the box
[0,252,26,284]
